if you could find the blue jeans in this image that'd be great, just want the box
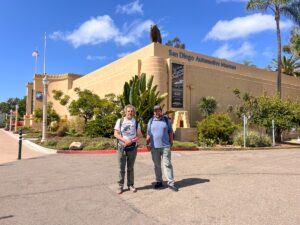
[151,147,175,186]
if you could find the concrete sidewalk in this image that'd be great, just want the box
[0,129,46,164]
[0,149,299,224]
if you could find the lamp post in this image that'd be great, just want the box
[187,84,193,126]
[41,75,49,142]
[14,105,19,133]
[9,109,13,131]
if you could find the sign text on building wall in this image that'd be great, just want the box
[171,63,184,108]
[168,49,237,70]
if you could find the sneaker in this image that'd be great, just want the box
[168,184,178,192]
[117,187,123,195]
[128,185,137,193]
[154,182,163,189]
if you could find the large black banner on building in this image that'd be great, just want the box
[171,63,184,108]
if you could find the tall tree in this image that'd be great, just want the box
[165,37,186,49]
[243,60,257,68]
[120,73,169,134]
[68,88,102,124]
[283,26,300,57]
[274,55,300,77]
[0,97,26,118]
[246,0,300,98]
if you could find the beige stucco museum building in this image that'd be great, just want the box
[25,43,300,137]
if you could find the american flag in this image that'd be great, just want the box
[32,50,39,57]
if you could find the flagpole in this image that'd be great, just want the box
[42,32,48,142]
[43,32,46,75]
[35,51,38,74]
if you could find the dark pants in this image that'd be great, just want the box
[117,145,137,188]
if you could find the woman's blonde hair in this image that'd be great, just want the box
[123,104,136,116]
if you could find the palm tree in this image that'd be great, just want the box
[274,55,300,77]
[165,37,186,49]
[246,0,300,98]
[243,60,257,68]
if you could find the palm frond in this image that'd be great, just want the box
[246,0,270,11]
[281,2,300,26]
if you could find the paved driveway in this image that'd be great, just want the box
[0,129,45,164]
[0,148,299,225]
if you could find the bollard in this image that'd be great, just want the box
[272,120,275,146]
[243,115,247,148]
[18,129,22,160]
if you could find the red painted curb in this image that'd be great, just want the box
[57,148,199,154]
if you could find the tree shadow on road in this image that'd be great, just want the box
[137,178,209,191]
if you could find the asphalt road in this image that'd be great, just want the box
[0,149,300,225]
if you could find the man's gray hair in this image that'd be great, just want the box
[123,104,136,115]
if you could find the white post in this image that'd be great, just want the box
[9,109,13,131]
[272,120,275,146]
[5,113,7,129]
[14,104,19,133]
[41,76,48,142]
[243,115,247,148]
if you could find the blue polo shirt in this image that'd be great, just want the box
[147,116,173,148]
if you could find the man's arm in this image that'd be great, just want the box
[146,134,151,149]
[169,132,174,147]
[114,130,131,146]
[167,118,174,147]
[131,128,142,142]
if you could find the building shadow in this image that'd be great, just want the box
[137,178,210,191]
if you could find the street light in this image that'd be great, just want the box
[41,75,49,142]
[14,104,19,133]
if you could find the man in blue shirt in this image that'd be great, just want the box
[146,105,178,192]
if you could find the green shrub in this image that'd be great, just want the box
[57,124,68,137]
[233,130,272,147]
[68,117,85,136]
[24,132,41,139]
[199,96,218,117]
[85,114,118,138]
[173,141,198,148]
[197,113,238,146]
[43,140,57,147]
[50,121,59,132]
[18,126,32,133]
[67,128,77,137]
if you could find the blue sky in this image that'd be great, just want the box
[0,0,295,102]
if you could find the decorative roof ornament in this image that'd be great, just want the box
[150,25,162,44]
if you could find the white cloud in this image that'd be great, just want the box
[86,55,107,61]
[213,42,255,60]
[116,0,143,15]
[117,52,131,58]
[50,15,119,48]
[115,19,154,45]
[50,16,154,48]
[205,13,293,41]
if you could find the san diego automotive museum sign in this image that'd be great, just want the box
[168,49,237,70]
